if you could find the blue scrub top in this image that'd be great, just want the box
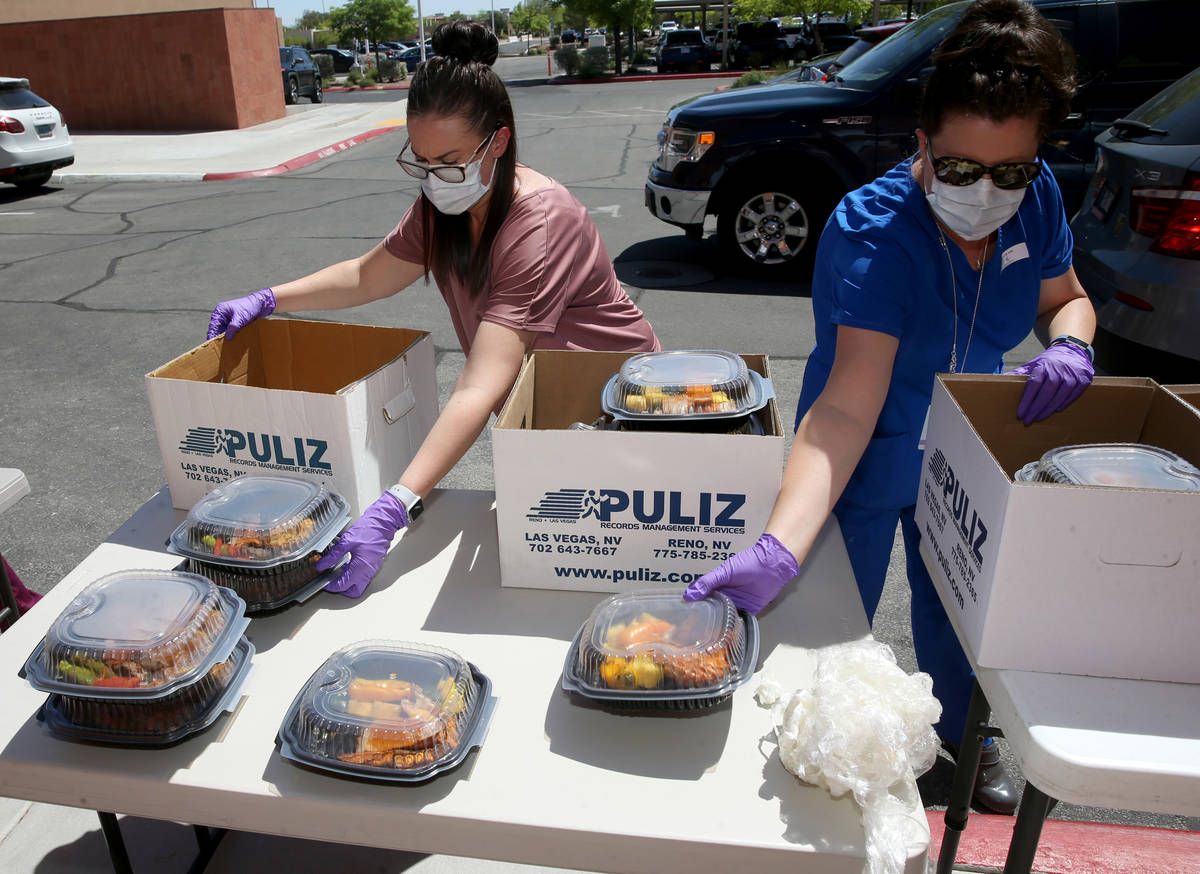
[796,156,1074,510]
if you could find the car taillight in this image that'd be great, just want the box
[0,115,26,133]
[1131,172,1200,259]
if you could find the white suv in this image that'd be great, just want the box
[0,78,73,189]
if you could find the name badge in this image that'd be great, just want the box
[1001,242,1030,270]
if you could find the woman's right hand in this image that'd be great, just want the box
[206,288,276,340]
[683,533,800,614]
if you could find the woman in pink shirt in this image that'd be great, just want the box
[206,21,659,597]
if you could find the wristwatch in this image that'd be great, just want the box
[387,483,424,522]
[1050,334,1095,363]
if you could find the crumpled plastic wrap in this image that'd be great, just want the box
[756,639,942,874]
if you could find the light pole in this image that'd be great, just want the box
[417,0,426,63]
[491,0,496,35]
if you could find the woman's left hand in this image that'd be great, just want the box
[316,491,410,598]
[1006,342,1094,425]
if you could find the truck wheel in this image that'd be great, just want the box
[717,175,832,276]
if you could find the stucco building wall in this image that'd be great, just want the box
[0,8,284,131]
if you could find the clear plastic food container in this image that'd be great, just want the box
[23,569,248,700]
[1038,443,1200,490]
[182,551,346,615]
[278,641,494,782]
[562,589,758,708]
[39,637,254,746]
[601,350,773,420]
[168,475,350,568]
[1013,461,1048,482]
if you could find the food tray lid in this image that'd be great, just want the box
[37,637,255,746]
[562,589,757,701]
[600,350,774,420]
[1038,443,1200,490]
[167,475,350,568]
[277,641,494,782]
[23,570,249,699]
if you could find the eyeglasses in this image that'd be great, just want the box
[396,129,498,182]
[927,139,1041,190]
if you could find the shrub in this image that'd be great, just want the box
[312,54,335,81]
[632,49,648,64]
[378,58,400,82]
[731,70,770,88]
[580,46,609,76]
[554,46,580,77]
[549,36,561,49]
[363,67,380,84]
[346,69,364,86]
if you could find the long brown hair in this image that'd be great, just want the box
[408,21,518,298]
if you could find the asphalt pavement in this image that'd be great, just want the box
[3,57,1198,874]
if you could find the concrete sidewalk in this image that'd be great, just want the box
[52,98,409,184]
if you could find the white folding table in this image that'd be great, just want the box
[0,487,930,874]
[921,542,1200,874]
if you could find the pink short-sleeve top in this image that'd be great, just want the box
[383,180,661,356]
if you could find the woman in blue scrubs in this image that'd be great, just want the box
[687,0,1096,812]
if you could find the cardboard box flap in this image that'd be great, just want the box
[941,375,1160,478]
[146,319,427,395]
[1143,388,1200,466]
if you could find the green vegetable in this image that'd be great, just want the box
[58,659,96,685]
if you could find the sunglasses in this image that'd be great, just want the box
[927,139,1041,190]
[396,129,498,182]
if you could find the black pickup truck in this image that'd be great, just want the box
[645,0,1196,276]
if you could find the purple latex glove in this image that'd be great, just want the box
[206,288,276,341]
[683,533,800,614]
[315,491,409,598]
[1006,342,1094,426]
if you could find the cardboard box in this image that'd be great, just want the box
[916,374,1200,683]
[1165,384,1200,411]
[492,350,784,592]
[146,319,438,516]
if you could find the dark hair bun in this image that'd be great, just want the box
[431,20,499,66]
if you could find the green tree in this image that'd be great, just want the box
[297,10,329,29]
[329,0,416,65]
[563,0,653,74]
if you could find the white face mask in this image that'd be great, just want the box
[922,142,1028,240]
[421,147,494,215]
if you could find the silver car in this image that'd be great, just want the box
[1071,66,1200,380]
[0,77,73,190]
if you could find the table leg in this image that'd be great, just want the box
[96,812,133,874]
[935,680,998,874]
[187,825,228,874]
[1002,782,1056,874]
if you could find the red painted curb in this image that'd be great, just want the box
[202,124,404,181]
[550,71,743,85]
[926,811,1200,873]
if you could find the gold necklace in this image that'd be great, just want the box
[937,226,990,374]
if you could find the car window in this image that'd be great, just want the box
[0,87,49,110]
[836,1,965,87]
[1115,0,1196,87]
[831,38,875,69]
[667,31,705,45]
[279,48,291,64]
[1117,66,1200,144]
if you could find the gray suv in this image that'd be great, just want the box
[1070,65,1200,381]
